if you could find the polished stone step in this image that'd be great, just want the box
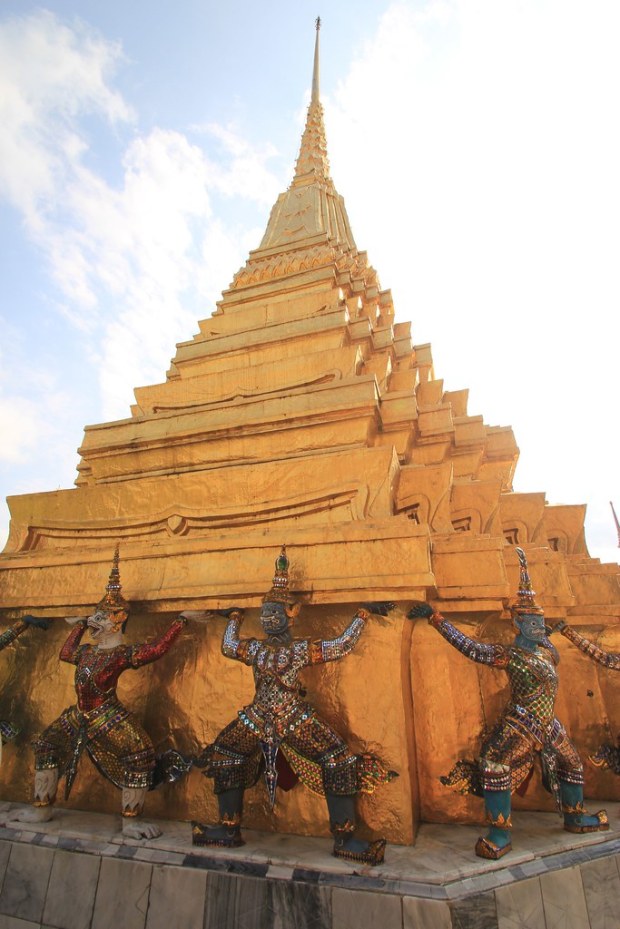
[0,802,617,928]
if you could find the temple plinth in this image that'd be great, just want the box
[0,24,618,842]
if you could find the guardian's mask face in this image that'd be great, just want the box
[87,608,128,638]
[260,601,290,635]
[514,612,546,643]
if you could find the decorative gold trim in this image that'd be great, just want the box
[333,837,386,866]
[22,484,368,548]
[485,811,513,829]
[564,810,609,834]
[331,818,355,835]
[221,813,242,827]
[475,836,512,860]
[561,802,585,815]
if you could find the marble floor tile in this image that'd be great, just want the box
[92,857,153,929]
[540,864,590,929]
[495,876,545,929]
[0,916,41,929]
[2,806,119,844]
[0,843,54,923]
[403,896,452,929]
[580,855,620,929]
[0,800,617,913]
[133,848,185,865]
[332,887,402,929]
[145,865,208,929]
[204,871,331,929]
[266,865,295,880]
[204,872,270,929]
[450,893,498,929]
[0,844,12,897]
[42,847,101,929]
[268,880,331,929]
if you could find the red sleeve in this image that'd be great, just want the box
[59,622,88,664]
[129,620,185,668]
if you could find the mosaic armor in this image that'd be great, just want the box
[0,621,29,652]
[559,624,620,671]
[418,547,608,860]
[202,610,391,800]
[431,617,583,794]
[559,623,620,774]
[0,621,33,747]
[194,545,395,865]
[34,618,185,795]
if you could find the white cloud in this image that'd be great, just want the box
[205,123,281,206]
[0,10,283,424]
[0,9,131,220]
[0,397,43,465]
[0,321,80,471]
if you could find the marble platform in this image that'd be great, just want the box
[0,802,617,929]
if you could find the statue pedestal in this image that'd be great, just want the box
[0,803,617,929]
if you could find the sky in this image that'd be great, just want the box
[0,0,618,564]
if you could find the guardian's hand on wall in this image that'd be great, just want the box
[178,610,214,622]
[23,615,51,630]
[360,602,395,617]
[208,608,245,619]
[407,602,434,621]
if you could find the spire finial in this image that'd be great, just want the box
[312,16,321,104]
[611,501,620,547]
[289,17,330,184]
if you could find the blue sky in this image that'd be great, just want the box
[0,1,618,563]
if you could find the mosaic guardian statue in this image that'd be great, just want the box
[192,546,396,865]
[0,615,50,755]
[554,620,620,774]
[5,546,188,839]
[408,547,608,860]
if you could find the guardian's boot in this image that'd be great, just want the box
[192,787,245,847]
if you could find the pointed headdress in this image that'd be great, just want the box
[262,545,300,616]
[96,543,129,615]
[511,547,544,616]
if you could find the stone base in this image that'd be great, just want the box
[0,803,617,928]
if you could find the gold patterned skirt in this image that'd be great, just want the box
[34,698,155,792]
[199,711,396,797]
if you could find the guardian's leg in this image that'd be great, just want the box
[192,787,245,847]
[476,722,531,860]
[121,786,162,839]
[288,716,389,865]
[326,791,386,865]
[192,719,260,847]
[5,768,59,824]
[554,725,608,833]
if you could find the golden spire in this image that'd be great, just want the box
[232,17,358,277]
[312,17,321,104]
[292,16,330,185]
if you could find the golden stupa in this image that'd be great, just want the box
[0,24,617,844]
